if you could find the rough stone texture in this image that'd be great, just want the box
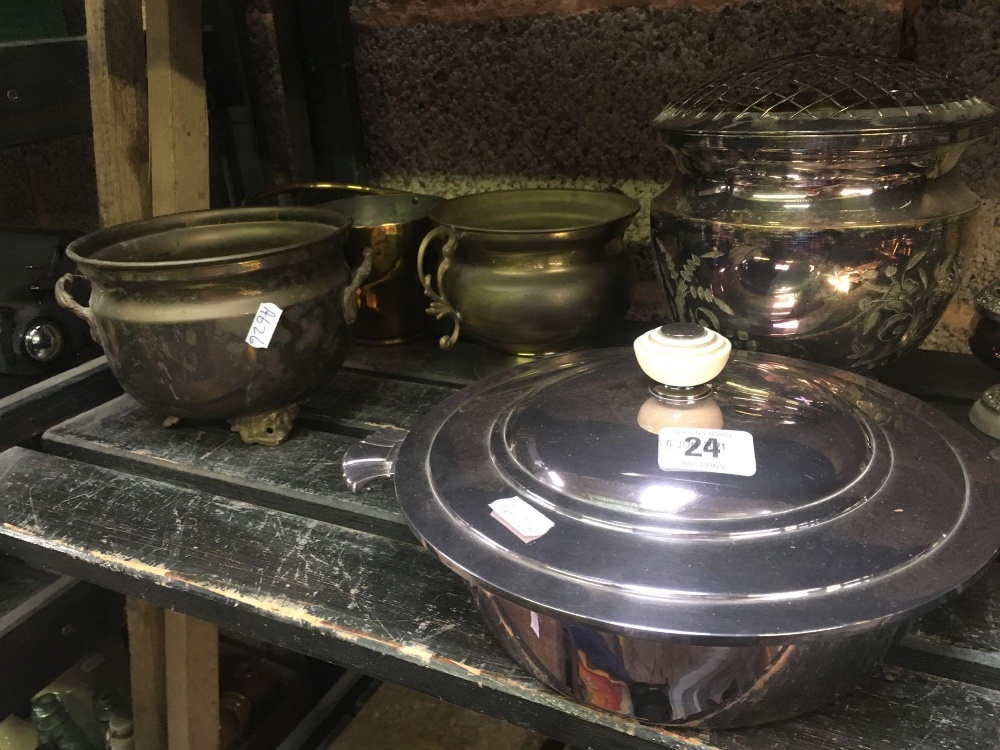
[328,682,547,750]
[354,1,901,182]
[351,0,905,321]
[909,0,1000,352]
[352,0,902,27]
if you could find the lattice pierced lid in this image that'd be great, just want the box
[654,53,997,147]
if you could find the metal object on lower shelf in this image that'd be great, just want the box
[968,281,1000,439]
[0,229,94,378]
[31,693,94,750]
[970,385,1000,440]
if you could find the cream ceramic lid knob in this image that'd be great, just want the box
[634,323,732,388]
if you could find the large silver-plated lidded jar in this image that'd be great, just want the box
[651,54,997,373]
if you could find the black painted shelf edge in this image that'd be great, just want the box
[2,445,999,750]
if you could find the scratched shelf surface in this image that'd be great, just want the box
[3,338,1000,748]
[43,393,410,541]
[1,446,999,750]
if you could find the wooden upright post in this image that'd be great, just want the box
[125,598,168,749]
[84,0,151,227]
[147,0,210,215]
[84,2,167,748]
[86,0,218,746]
[146,2,220,748]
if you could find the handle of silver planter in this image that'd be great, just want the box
[343,247,374,325]
[417,226,460,350]
[342,427,410,492]
[54,273,99,343]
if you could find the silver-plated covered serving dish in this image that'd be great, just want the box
[344,324,999,728]
[651,54,997,374]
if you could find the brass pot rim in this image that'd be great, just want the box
[66,207,352,273]
[430,188,640,236]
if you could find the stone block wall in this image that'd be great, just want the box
[350,0,999,352]
[905,0,1000,350]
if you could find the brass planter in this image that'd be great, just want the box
[418,189,640,359]
[55,207,368,445]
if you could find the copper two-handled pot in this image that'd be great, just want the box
[251,182,443,345]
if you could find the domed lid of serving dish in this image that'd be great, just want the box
[653,53,997,157]
[392,324,1000,642]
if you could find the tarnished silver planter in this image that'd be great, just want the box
[56,207,368,445]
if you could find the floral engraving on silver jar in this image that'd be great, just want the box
[653,222,966,373]
[848,237,961,371]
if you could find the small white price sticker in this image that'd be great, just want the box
[658,428,757,477]
[246,302,283,349]
[530,611,541,638]
[489,497,554,543]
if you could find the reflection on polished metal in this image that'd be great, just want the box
[651,54,997,374]
[342,426,408,491]
[649,383,711,403]
[418,188,640,362]
[345,332,999,727]
[473,588,901,727]
[22,321,64,362]
[55,207,363,445]
[968,280,1000,438]
[248,182,444,345]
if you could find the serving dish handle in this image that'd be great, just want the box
[342,427,409,492]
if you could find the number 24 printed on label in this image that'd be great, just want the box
[658,428,757,477]
[246,303,283,349]
[684,436,722,458]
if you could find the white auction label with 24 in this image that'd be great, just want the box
[657,428,757,477]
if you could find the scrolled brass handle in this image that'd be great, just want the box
[417,226,460,350]
[343,247,374,325]
[54,273,100,344]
